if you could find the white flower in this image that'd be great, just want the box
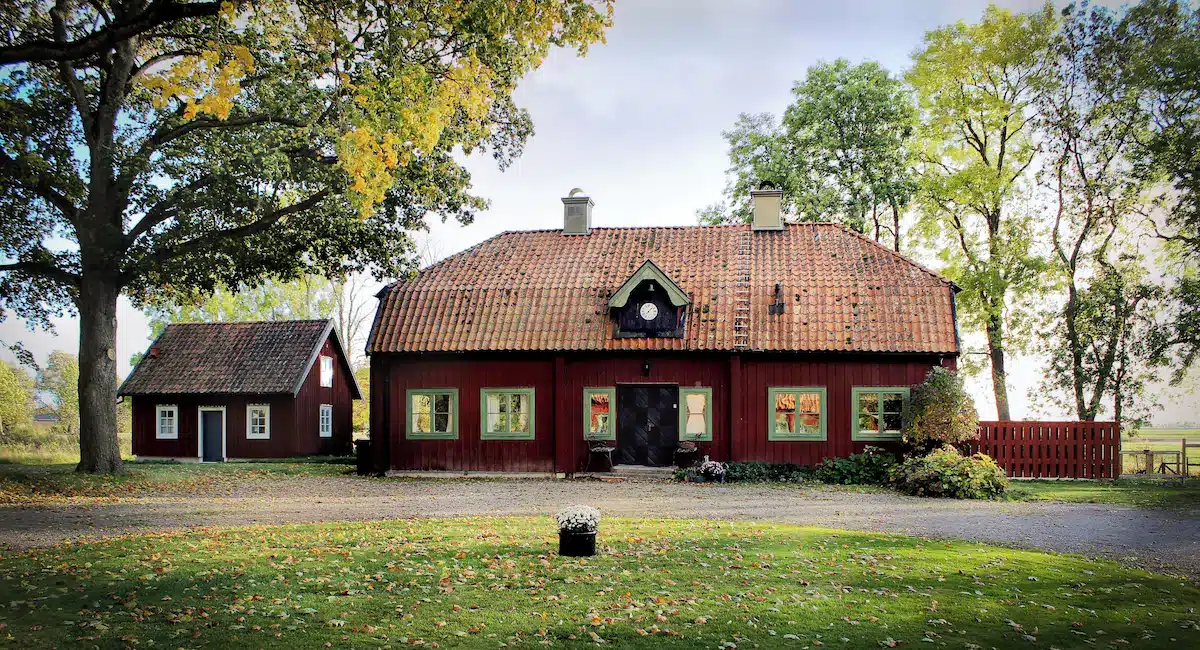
[698,460,726,478]
[555,505,601,533]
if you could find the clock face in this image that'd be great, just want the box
[639,302,659,321]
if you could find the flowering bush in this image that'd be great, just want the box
[903,367,979,452]
[555,505,601,533]
[698,459,726,478]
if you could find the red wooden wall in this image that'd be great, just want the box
[378,355,557,472]
[374,352,952,473]
[130,332,356,459]
[971,421,1121,479]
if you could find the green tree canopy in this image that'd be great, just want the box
[0,360,36,433]
[907,2,1058,420]
[37,350,79,435]
[698,59,916,251]
[0,0,612,472]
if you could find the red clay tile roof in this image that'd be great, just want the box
[120,319,361,396]
[367,223,959,355]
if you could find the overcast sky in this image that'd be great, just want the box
[3,0,1194,423]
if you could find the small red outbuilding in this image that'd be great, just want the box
[119,319,362,462]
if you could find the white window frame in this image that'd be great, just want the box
[319,404,333,438]
[246,403,271,440]
[319,355,334,387]
[156,404,178,440]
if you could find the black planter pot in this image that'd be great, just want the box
[559,530,597,557]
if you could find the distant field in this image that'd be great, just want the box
[1131,428,1200,439]
[1122,429,1199,476]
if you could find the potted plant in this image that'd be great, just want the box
[555,505,601,557]
[695,458,726,483]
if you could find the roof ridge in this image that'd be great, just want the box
[164,318,332,327]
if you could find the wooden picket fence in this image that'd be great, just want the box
[970,421,1121,479]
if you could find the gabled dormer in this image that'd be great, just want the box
[608,260,690,338]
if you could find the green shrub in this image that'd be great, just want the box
[721,462,812,483]
[811,446,898,485]
[890,446,1008,499]
[903,367,979,452]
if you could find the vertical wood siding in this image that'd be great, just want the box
[130,332,356,459]
[374,352,949,473]
[382,355,557,472]
[971,420,1121,478]
[733,356,942,465]
[293,336,355,456]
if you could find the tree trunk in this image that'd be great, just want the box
[985,313,1012,421]
[1063,281,1089,420]
[76,274,124,473]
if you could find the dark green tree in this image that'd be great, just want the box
[0,0,611,473]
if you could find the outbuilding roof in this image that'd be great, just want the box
[367,223,959,355]
[119,319,362,397]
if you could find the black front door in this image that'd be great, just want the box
[616,384,679,467]
[201,410,223,462]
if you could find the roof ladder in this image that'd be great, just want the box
[733,230,752,350]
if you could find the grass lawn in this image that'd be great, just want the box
[0,458,353,506]
[1010,478,1200,509]
[1,518,1197,649]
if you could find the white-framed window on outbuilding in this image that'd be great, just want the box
[320,355,334,387]
[156,404,178,439]
[247,404,270,439]
[319,404,333,438]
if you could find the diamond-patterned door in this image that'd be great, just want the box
[616,384,679,467]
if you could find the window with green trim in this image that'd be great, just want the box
[768,387,826,441]
[852,387,910,441]
[583,388,615,441]
[679,387,713,442]
[407,389,458,440]
[481,388,535,440]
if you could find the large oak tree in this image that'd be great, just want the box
[0,0,611,472]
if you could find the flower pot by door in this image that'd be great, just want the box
[559,531,597,557]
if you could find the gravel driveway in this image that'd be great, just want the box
[3,476,1198,579]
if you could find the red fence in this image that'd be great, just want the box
[971,421,1121,479]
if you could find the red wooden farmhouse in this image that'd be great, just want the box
[120,319,361,461]
[366,189,961,474]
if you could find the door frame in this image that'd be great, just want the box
[197,405,227,462]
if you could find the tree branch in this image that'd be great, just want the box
[123,188,330,283]
[0,0,222,66]
[0,255,80,287]
[51,0,93,145]
[124,174,217,244]
[0,151,80,224]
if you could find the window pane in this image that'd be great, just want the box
[590,413,609,433]
[798,415,820,435]
[774,392,795,413]
[685,413,706,435]
[433,394,449,414]
[415,412,431,433]
[686,393,706,416]
[775,412,794,434]
[510,394,524,413]
[513,413,530,433]
[883,413,903,432]
[797,392,821,415]
[859,413,879,433]
[882,394,905,414]
[414,394,431,415]
[434,413,449,432]
[858,392,878,414]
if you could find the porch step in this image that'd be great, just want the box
[575,464,677,481]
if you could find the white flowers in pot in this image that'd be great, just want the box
[555,505,601,534]
[698,459,726,479]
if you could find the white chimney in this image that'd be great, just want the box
[562,188,594,235]
[750,186,783,231]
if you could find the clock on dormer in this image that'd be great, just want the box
[639,302,659,321]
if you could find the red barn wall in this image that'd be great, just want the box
[131,393,297,459]
[733,355,945,465]
[379,355,557,471]
[372,352,951,473]
[293,335,355,456]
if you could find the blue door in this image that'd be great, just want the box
[201,410,223,462]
